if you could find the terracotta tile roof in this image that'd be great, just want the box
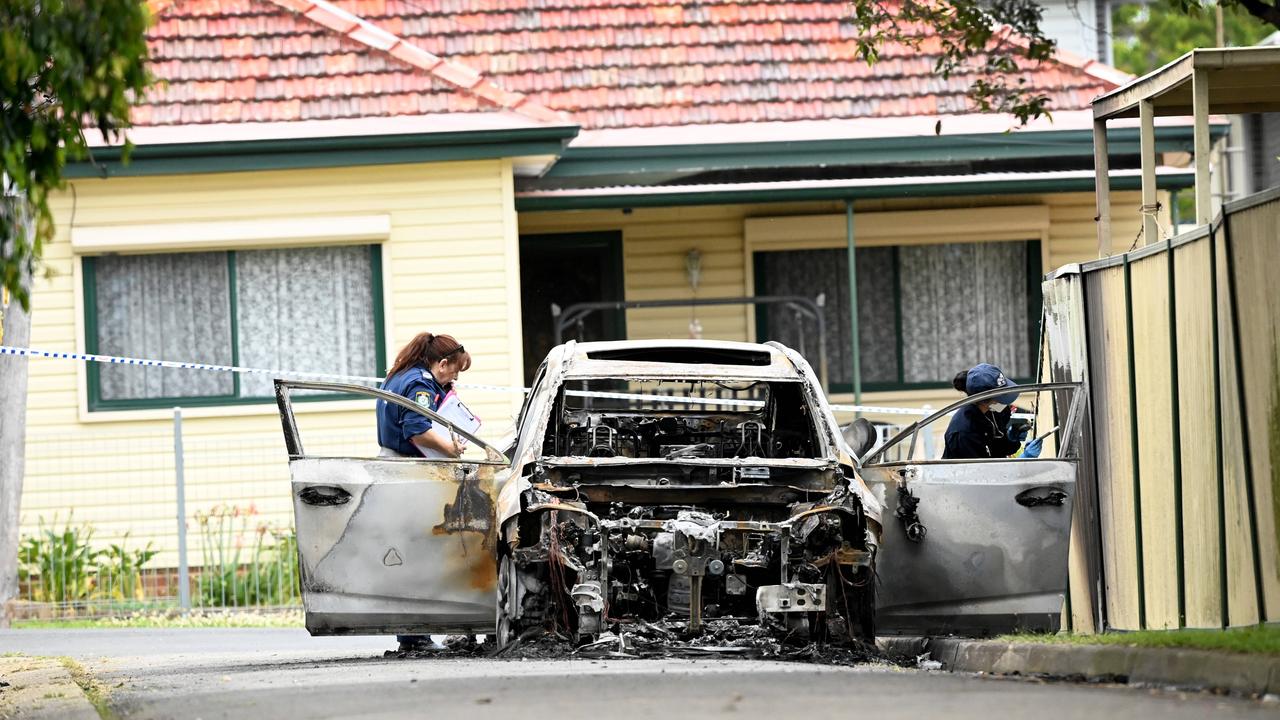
[139,0,564,126]
[138,0,1129,131]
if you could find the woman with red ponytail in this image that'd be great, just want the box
[376,332,473,459]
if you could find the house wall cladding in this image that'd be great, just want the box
[520,189,1151,418]
[1045,187,1280,631]
[22,160,525,565]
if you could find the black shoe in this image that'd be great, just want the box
[396,635,433,653]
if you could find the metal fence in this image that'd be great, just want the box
[1044,185,1280,632]
[12,410,375,622]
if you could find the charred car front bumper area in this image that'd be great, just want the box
[498,465,877,647]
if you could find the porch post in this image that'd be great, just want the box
[845,200,861,405]
[1093,119,1112,257]
[1192,67,1212,225]
[1139,99,1159,245]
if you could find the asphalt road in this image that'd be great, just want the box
[1,629,1275,719]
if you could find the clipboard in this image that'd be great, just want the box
[419,391,482,459]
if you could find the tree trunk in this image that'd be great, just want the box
[0,204,33,628]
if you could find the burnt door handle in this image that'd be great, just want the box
[298,485,351,506]
[1015,487,1068,507]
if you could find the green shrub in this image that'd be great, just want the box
[94,534,159,601]
[195,505,299,608]
[18,515,100,603]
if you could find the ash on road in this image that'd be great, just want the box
[0,629,1273,720]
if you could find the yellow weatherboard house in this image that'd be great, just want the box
[20,0,1217,623]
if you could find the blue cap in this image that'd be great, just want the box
[965,363,1020,405]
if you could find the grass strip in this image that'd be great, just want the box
[14,609,303,630]
[1002,624,1280,657]
[59,657,117,720]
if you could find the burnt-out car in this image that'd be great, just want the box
[273,340,1081,648]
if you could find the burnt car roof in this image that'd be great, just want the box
[561,340,802,381]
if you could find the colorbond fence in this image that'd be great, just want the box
[1044,186,1280,631]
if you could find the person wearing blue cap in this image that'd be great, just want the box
[942,363,1043,460]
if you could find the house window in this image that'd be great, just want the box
[83,245,384,410]
[754,240,1040,391]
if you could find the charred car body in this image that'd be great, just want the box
[496,342,879,645]
[274,340,1081,649]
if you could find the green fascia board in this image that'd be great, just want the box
[515,172,1194,212]
[65,125,580,178]
[543,125,1230,179]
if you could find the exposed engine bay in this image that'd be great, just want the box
[548,379,820,461]
[498,378,877,649]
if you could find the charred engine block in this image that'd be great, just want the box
[505,488,876,644]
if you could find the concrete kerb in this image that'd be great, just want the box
[0,656,100,719]
[878,636,1280,697]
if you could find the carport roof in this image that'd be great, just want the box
[1093,46,1280,120]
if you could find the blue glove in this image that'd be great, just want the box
[1022,437,1043,459]
[1006,421,1030,443]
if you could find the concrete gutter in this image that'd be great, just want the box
[880,636,1280,697]
[0,656,102,719]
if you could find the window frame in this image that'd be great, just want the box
[83,245,386,412]
[752,239,1043,393]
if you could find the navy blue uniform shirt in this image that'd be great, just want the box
[942,404,1020,459]
[377,365,448,456]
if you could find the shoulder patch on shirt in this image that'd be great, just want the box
[414,391,430,407]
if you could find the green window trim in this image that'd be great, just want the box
[753,240,1043,394]
[83,245,386,412]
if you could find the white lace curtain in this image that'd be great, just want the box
[899,241,1030,382]
[93,246,377,402]
[95,252,234,400]
[236,246,376,397]
[756,241,1031,385]
[758,247,898,385]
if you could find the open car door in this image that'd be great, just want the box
[858,382,1085,636]
[274,380,509,636]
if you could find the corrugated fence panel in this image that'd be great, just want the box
[1226,199,1280,622]
[1087,267,1142,629]
[1130,252,1180,629]
[1217,232,1262,626]
[1025,191,1280,631]
[1172,237,1223,628]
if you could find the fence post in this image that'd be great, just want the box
[174,407,191,610]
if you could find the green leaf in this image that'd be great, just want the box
[1,0,152,310]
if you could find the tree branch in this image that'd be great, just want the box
[1229,0,1280,29]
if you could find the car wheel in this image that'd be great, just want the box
[496,551,518,650]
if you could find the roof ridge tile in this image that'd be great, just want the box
[244,0,568,124]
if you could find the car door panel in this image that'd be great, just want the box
[274,380,507,636]
[863,460,1076,636]
[291,458,498,635]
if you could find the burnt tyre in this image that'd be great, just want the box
[495,550,518,650]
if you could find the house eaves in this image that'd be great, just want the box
[65,122,579,179]
[535,124,1229,189]
[515,167,1194,212]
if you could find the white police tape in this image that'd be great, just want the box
[1,345,1029,419]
